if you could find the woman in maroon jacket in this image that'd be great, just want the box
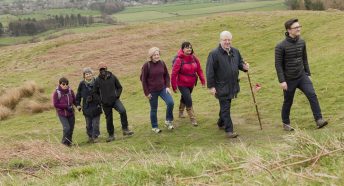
[171,42,205,126]
[141,47,174,133]
[53,77,77,146]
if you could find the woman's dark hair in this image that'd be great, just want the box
[181,41,194,54]
[59,77,69,85]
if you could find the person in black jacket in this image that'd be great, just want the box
[76,67,102,143]
[206,31,249,138]
[93,62,134,142]
[275,18,328,131]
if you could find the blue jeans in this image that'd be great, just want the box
[282,74,322,124]
[58,115,75,146]
[149,88,174,128]
[85,115,100,139]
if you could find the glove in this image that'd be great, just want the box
[77,106,82,112]
[67,106,73,112]
[86,96,93,103]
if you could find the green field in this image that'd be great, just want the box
[0,0,286,46]
[113,0,286,22]
[0,5,344,186]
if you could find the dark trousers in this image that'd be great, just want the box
[218,98,233,132]
[102,99,128,136]
[58,115,75,145]
[282,74,322,124]
[85,115,100,139]
[179,86,193,108]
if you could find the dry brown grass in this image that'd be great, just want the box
[0,81,40,109]
[0,105,12,120]
[0,81,52,120]
[16,99,53,114]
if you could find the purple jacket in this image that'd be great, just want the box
[53,85,76,117]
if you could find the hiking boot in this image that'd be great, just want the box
[186,107,198,126]
[152,128,162,133]
[283,124,294,131]
[93,137,99,143]
[123,129,134,136]
[87,137,94,143]
[165,120,174,130]
[179,102,186,118]
[316,118,328,129]
[226,132,238,138]
[106,135,115,142]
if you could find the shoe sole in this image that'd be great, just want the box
[317,121,328,129]
[226,135,238,138]
[123,133,134,136]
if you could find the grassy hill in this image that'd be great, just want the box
[0,10,344,185]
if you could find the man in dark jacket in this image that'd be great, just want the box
[206,31,249,138]
[275,18,328,131]
[94,62,134,142]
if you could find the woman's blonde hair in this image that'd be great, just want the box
[148,47,160,60]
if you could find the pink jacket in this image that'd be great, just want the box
[171,49,205,91]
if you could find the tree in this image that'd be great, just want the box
[0,22,4,36]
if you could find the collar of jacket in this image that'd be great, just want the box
[99,71,111,80]
[285,32,300,43]
[218,44,234,56]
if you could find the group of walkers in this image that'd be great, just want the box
[52,18,328,146]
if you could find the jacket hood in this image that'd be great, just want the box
[177,49,194,61]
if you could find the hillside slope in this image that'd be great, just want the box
[0,10,343,185]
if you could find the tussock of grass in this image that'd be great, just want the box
[0,81,51,120]
[0,81,39,109]
[0,105,12,120]
[16,100,52,114]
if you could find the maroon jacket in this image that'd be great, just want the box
[53,85,76,117]
[141,60,170,96]
[171,49,205,91]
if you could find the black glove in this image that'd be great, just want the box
[67,106,73,112]
[86,96,93,103]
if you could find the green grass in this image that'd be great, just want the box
[0,9,344,185]
[113,0,286,22]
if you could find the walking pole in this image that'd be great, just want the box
[245,65,263,130]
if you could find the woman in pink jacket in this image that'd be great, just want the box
[171,41,205,126]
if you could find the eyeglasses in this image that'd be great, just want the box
[61,83,69,86]
[290,26,302,29]
[185,46,192,49]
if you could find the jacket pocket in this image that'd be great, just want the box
[215,81,229,97]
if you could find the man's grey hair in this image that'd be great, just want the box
[220,31,232,40]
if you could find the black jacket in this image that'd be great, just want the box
[75,79,102,117]
[206,45,247,99]
[93,71,123,107]
[275,35,311,83]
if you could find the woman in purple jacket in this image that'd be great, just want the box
[53,77,77,146]
[141,47,174,133]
